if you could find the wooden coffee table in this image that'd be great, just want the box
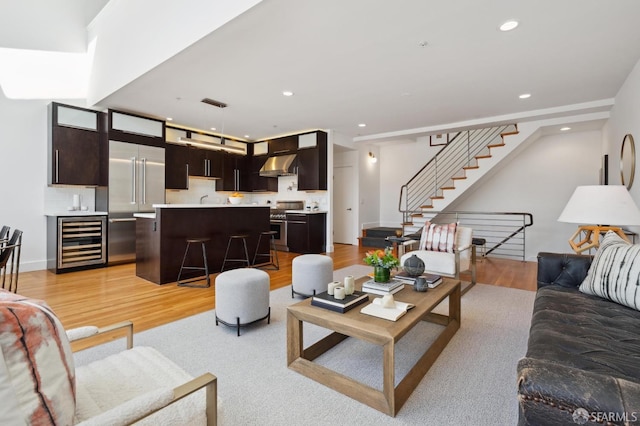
[287,276,461,416]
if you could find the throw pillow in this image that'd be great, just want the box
[579,231,640,311]
[0,290,76,425]
[419,222,457,253]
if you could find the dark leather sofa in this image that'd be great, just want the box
[517,252,640,426]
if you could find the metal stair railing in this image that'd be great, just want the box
[407,211,534,261]
[399,124,516,225]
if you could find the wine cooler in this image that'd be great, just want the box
[47,216,107,273]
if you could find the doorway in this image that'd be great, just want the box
[333,165,357,244]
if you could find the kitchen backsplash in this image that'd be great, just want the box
[44,175,327,213]
[44,186,97,213]
[166,175,328,209]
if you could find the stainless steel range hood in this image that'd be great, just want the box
[259,154,297,177]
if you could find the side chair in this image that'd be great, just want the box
[400,223,476,293]
[0,229,22,293]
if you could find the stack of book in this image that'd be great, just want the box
[361,279,405,295]
[394,271,443,288]
[310,290,369,313]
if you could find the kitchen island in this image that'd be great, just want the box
[135,204,270,284]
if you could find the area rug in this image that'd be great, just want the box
[74,265,535,425]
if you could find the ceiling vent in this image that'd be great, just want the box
[201,98,227,108]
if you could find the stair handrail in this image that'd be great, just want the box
[405,210,534,261]
[399,124,517,224]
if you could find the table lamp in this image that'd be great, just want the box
[558,185,640,253]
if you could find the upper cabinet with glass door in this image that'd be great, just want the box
[48,102,106,186]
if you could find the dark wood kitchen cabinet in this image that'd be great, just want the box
[286,212,326,254]
[221,153,250,192]
[268,135,298,155]
[296,131,327,191]
[108,110,165,148]
[188,147,223,179]
[48,102,106,186]
[165,143,189,190]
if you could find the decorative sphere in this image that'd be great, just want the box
[403,254,425,277]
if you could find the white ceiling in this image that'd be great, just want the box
[10,1,640,143]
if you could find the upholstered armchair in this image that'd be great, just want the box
[400,224,477,289]
[0,290,217,425]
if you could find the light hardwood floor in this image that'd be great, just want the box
[15,244,537,346]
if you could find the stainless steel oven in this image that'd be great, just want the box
[270,200,305,252]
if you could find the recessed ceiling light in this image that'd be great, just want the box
[418,41,428,48]
[358,123,366,128]
[210,127,216,131]
[519,93,531,99]
[560,127,571,131]
[499,20,519,32]
[282,91,294,97]
[244,135,250,138]
[166,117,173,121]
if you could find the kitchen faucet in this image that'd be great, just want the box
[200,194,209,204]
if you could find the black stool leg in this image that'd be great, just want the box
[252,233,264,266]
[241,238,250,267]
[221,237,234,271]
[177,240,210,288]
[201,241,210,286]
[177,241,191,284]
[270,234,279,270]
[253,232,279,270]
[222,236,250,271]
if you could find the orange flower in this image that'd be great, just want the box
[363,247,400,269]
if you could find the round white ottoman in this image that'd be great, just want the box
[291,254,333,298]
[215,268,270,336]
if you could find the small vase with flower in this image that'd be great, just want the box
[363,247,400,283]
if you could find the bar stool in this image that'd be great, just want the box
[472,237,487,260]
[177,237,210,288]
[221,234,251,271]
[252,230,279,270]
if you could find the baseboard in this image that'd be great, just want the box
[17,260,47,273]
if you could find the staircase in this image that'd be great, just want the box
[399,124,519,235]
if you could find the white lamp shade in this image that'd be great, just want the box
[558,185,640,225]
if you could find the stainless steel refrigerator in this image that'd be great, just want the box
[98,140,165,264]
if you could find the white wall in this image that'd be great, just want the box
[450,130,602,260]
[0,94,98,271]
[87,0,262,104]
[606,58,640,231]
[375,127,602,260]
[358,146,380,231]
[0,0,106,52]
[379,138,442,227]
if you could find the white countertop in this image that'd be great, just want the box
[45,211,108,217]
[152,204,270,208]
[285,210,327,214]
[134,213,156,219]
